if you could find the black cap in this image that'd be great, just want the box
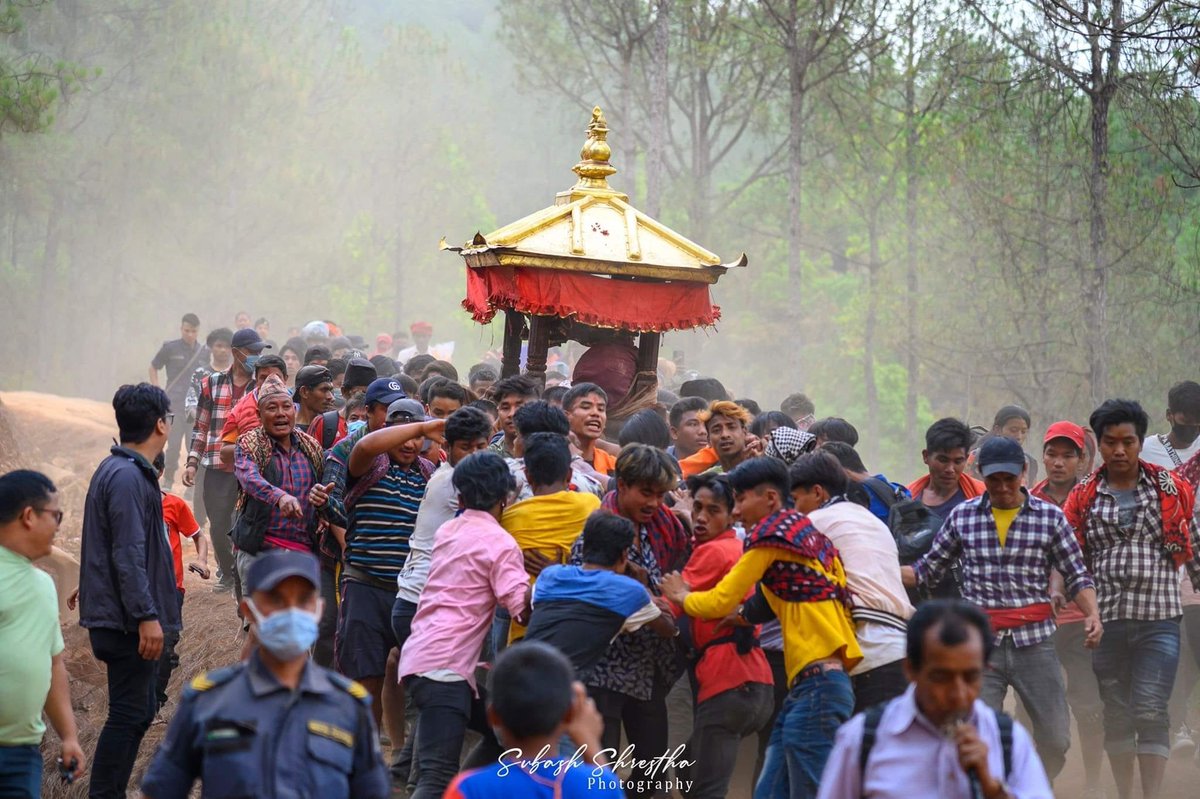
[295,365,333,390]
[978,436,1027,477]
[245,549,320,594]
[231,328,270,353]
[387,398,428,424]
[343,358,378,392]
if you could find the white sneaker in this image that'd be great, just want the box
[1172,724,1197,759]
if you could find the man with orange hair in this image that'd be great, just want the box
[699,400,761,475]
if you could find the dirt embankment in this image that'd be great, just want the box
[1,391,244,798]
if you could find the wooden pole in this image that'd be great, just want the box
[501,310,523,378]
[526,314,552,390]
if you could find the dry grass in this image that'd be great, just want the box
[0,392,247,798]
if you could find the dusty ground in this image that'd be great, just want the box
[3,389,1197,798]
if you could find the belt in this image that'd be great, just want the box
[341,564,397,592]
[790,659,844,690]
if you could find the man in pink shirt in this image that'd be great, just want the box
[398,451,530,799]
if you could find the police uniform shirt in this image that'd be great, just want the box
[141,653,389,799]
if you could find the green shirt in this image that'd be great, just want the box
[0,544,64,744]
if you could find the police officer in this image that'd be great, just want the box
[140,550,390,799]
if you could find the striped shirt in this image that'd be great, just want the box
[344,463,427,581]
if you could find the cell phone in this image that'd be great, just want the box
[57,757,78,784]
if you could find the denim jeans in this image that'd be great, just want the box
[89,627,159,799]
[404,676,502,799]
[683,682,774,799]
[981,635,1070,778]
[851,659,908,714]
[755,668,854,799]
[1093,617,1181,758]
[0,745,41,799]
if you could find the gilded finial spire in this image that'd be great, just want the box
[572,106,618,192]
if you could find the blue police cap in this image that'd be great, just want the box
[245,550,320,594]
[978,436,1026,477]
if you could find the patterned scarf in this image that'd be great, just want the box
[601,491,691,574]
[743,509,852,608]
[235,427,326,513]
[764,427,816,465]
[1063,460,1195,569]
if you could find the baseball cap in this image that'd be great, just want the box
[364,377,406,407]
[387,398,428,424]
[245,549,320,594]
[1044,421,1086,450]
[410,320,433,335]
[343,358,378,392]
[231,328,270,352]
[977,436,1027,477]
[295,365,333,390]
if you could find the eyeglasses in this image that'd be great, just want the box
[35,508,64,525]
[164,413,175,425]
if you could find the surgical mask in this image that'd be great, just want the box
[245,598,321,660]
[244,354,261,371]
[347,420,366,436]
[332,388,344,404]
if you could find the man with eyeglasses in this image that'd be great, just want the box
[0,469,85,797]
[79,383,181,799]
[781,392,816,432]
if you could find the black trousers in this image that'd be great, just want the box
[201,467,238,592]
[154,590,186,708]
[591,679,672,799]
[88,628,159,799]
[852,658,909,714]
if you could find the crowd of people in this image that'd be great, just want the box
[2,309,1200,799]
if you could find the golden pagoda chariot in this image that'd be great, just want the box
[444,106,745,420]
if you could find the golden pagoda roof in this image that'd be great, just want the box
[443,107,746,285]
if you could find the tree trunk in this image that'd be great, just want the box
[645,0,671,217]
[785,7,806,380]
[36,190,65,385]
[865,205,881,466]
[1085,6,1117,404]
[903,24,920,451]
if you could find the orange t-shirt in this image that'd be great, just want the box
[591,447,618,477]
[162,492,201,591]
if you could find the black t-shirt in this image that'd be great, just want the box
[152,339,208,399]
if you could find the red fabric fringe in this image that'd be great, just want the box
[462,266,721,332]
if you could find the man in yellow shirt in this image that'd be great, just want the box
[501,433,600,643]
[663,457,861,799]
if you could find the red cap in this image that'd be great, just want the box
[1044,421,1085,450]
[410,321,433,335]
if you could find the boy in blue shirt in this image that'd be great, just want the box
[444,642,624,798]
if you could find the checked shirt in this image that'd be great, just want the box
[1081,469,1200,623]
[912,491,1093,647]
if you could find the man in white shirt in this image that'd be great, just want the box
[817,600,1052,799]
[790,452,915,712]
[1141,381,1200,469]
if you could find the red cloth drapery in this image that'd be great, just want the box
[462,266,720,332]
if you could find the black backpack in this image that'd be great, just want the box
[859,700,1013,795]
[319,410,340,450]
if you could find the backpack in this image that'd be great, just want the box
[885,498,939,564]
[319,410,341,450]
[859,699,1013,795]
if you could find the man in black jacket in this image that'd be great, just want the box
[79,383,182,799]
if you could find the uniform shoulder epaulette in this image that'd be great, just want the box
[327,670,370,702]
[185,664,242,697]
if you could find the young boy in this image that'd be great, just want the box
[154,452,209,709]
[501,433,602,643]
[522,511,674,675]
[444,642,623,798]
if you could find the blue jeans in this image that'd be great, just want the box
[755,668,854,799]
[1093,617,1180,758]
[981,636,1070,778]
[0,745,41,798]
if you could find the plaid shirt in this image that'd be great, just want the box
[188,370,249,471]
[1081,469,1200,623]
[912,491,1093,647]
[234,433,319,550]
